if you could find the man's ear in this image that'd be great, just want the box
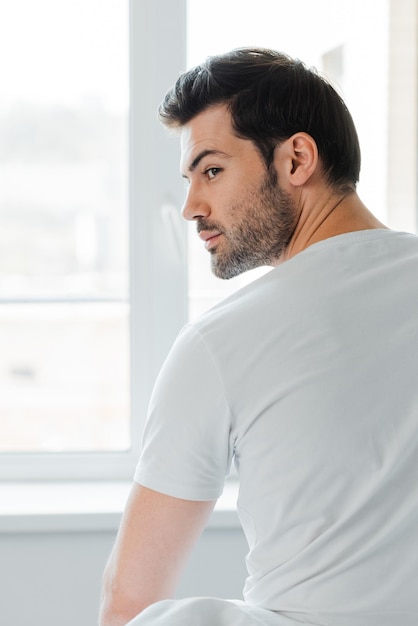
[274,133,319,187]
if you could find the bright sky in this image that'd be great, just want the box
[187,0,387,73]
[0,0,129,113]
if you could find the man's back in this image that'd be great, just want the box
[137,228,418,625]
[101,48,417,626]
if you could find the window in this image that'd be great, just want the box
[1,0,416,480]
[0,0,188,480]
[0,0,131,477]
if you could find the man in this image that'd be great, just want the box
[100,48,418,626]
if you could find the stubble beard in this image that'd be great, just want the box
[202,171,299,280]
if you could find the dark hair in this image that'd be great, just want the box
[159,48,361,192]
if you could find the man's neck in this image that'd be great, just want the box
[276,191,387,264]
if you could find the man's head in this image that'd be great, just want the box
[179,103,300,279]
[160,47,361,194]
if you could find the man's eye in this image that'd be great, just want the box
[205,167,222,180]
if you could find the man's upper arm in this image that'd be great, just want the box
[100,482,216,626]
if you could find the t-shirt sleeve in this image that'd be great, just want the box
[134,324,235,501]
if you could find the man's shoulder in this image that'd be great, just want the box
[184,228,418,349]
[191,267,280,334]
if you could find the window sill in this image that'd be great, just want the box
[0,480,240,533]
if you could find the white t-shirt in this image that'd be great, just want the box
[135,229,418,625]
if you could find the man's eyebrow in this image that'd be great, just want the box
[182,149,228,177]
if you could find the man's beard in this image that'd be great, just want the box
[197,171,299,279]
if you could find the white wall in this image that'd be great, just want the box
[0,523,247,626]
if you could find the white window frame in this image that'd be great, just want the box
[0,0,188,481]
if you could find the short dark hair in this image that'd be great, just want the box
[159,47,361,192]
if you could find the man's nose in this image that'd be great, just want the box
[181,185,210,221]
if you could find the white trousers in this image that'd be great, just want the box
[125,597,304,626]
